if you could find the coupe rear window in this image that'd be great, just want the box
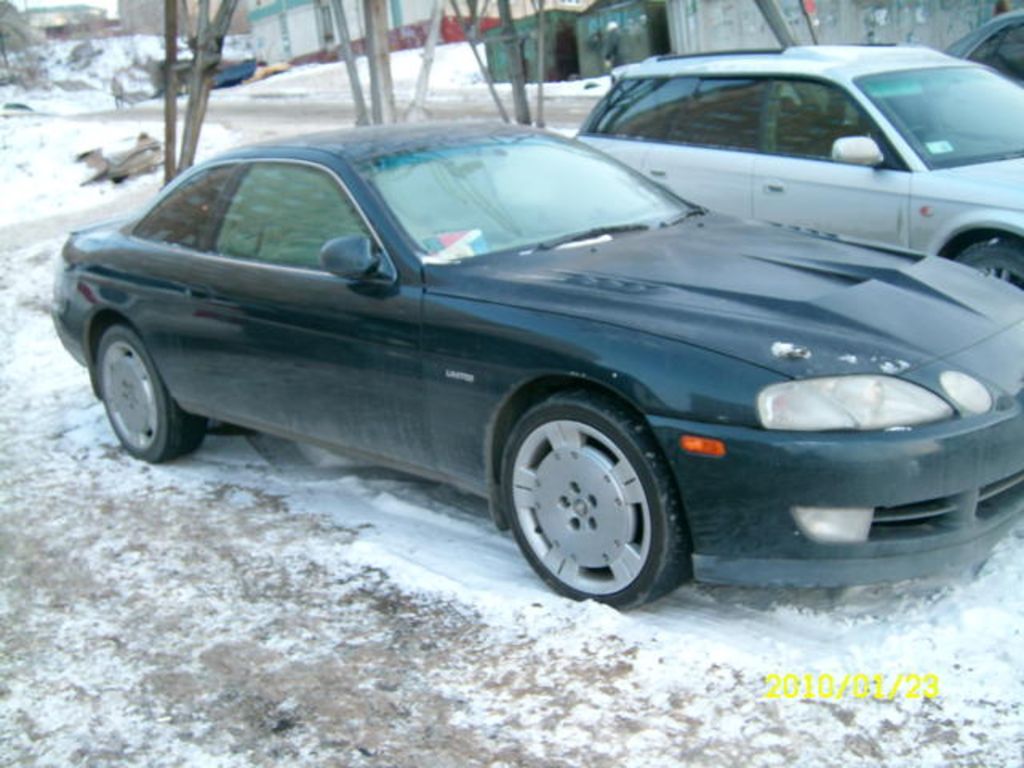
[134,164,236,249]
[857,66,1024,168]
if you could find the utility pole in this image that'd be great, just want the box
[163,0,177,183]
[497,0,530,125]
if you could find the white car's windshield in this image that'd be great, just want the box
[857,66,1024,169]
[361,134,689,262]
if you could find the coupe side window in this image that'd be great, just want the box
[215,162,371,269]
[664,78,769,151]
[586,77,698,140]
[763,79,878,160]
[133,164,236,249]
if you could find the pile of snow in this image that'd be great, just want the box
[0,34,254,115]
[0,116,237,228]
[32,35,165,93]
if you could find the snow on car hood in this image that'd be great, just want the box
[426,214,1024,381]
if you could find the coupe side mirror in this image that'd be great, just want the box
[319,236,380,279]
[831,136,885,167]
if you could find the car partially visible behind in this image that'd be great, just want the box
[580,46,1024,286]
[947,10,1024,84]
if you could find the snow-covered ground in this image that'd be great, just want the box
[2,33,607,118]
[227,42,610,105]
[1,38,1023,768]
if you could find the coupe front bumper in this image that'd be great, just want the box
[650,399,1024,587]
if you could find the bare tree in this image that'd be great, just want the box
[449,0,509,123]
[364,0,395,123]
[177,0,241,173]
[328,0,369,125]
[404,0,443,121]
[163,0,177,182]
[497,0,530,124]
[0,2,34,69]
[531,0,545,128]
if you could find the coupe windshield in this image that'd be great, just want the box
[857,66,1024,169]
[362,134,688,261]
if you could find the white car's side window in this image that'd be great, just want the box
[762,79,879,162]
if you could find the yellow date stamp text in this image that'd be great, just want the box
[764,673,940,701]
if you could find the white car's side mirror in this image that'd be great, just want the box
[832,136,885,167]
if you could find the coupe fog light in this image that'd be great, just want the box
[791,506,874,544]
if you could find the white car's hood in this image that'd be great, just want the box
[920,156,1024,208]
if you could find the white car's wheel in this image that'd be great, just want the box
[957,239,1024,289]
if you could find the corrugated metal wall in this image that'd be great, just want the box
[667,0,995,54]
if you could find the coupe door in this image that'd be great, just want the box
[752,78,912,249]
[168,160,431,469]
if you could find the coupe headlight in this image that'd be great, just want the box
[939,371,992,415]
[758,375,953,431]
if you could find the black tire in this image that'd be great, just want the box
[95,325,206,463]
[501,389,691,608]
[956,238,1024,290]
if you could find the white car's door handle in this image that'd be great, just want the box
[649,169,667,178]
[764,181,786,193]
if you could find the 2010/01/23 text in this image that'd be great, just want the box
[764,673,940,701]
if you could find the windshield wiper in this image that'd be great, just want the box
[535,223,650,251]
[660,206,707,227]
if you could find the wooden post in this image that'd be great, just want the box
[163,0,177,183]
[330,0,370,125]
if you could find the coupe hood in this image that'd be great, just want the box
[425,215,1024,383]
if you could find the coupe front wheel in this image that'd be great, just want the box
[96,325,206,463]
[502,391,691,608]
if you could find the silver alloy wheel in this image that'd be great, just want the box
[511,419,652,595]
[100,339,159,452]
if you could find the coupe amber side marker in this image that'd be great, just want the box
[680,435,727,457]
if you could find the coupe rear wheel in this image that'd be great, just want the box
[502,390,691,608]
[96,325,206,462]
[956,239,1024,290]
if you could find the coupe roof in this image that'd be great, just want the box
[220,122,544,165]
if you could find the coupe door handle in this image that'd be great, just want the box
[763,181,786,193]
[649,169,667,178]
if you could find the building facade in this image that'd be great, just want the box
[667,0,1003,54]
